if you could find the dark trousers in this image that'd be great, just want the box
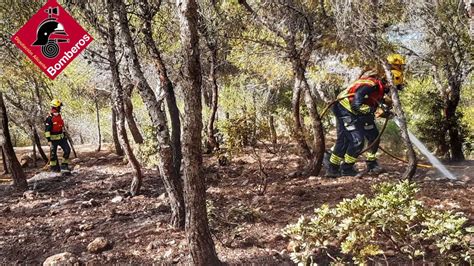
[50,138,71,166]
[332,103,378,162]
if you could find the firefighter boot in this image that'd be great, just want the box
[60,163,71,175]
[366,160,384,174]
[340,163,358,176]
[50,165,60,172]
[325,163,340,178]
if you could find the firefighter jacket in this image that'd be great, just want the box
[45,111,65,141]
[338,77,385,115]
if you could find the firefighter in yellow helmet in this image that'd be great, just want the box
[324,54,406,177]
[45,99,71,174]
[387,53,406,90]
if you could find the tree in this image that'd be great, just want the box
[137,0,182,172]
[104,0,143,196]
[0,92,27,191]
[114,0,186,228]
[404,0,473,161]
[177,0,221,264]
[238,0,332,176]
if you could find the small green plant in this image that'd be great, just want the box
[284,180,473,265]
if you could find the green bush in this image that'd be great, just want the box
[284,180,473,265]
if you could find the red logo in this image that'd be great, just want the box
[11,0,93,80]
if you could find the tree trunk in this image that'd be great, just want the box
[0,92,27,191]
[445,83,464,161]
[106,0,143,196]
[2,148,8,174]
[95,97,102,152]
[32,130,37,167]
[292,63,312,160]
[382,63,417,179]
[206,48,219,153]
[116,0,185,228]
[303,82,325,176]
[269,115,277,145]
[111,108,124,156]
[177,0,221,264]
[139,0,182,175]
[124,84,144,144]
[33,127,48,162]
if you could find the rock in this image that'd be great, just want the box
[87,237,112,253]
[29,172,60,182]
[43,252,79,266]
[65,228,72,234]
[71,158,81,164]
[23,190,35,200]
[384,250,396,256]
[79,224,93,231]
[73,165,81,170]
[308,176,318,181]
[110,196,123,203]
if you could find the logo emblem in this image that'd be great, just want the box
[11,0,93,79]
[32,6,69,59]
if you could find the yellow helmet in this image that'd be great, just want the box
[387,54,405,65]
[50,99,62,108]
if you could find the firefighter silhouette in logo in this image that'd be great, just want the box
[32,7,69,59]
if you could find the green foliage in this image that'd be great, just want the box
[284,180,473,265]
[135,126,159,168]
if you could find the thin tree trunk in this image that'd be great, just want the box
[269,115,277,145]
[292,63,312,160]
[0,92,27,190]
[124,84,144,144]
[95,97,102,152]
[382,63,417,179]
[2,148,8,174]
[106,0,142,196]
[139,0,182,175]
[33,127,48,162]
[177,0,221,264]
[445,84,464,161]
[116,0,185,228]
[206,48,219,152]
[303,84,325,176]
[64,131,77,158]
[32,130,37,167]
[111,107,124,156]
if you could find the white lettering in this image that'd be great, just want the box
[47,67,56,76]
[48,34,91,75]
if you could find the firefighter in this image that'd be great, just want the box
[45,99,71,174]
[325,68,390,177]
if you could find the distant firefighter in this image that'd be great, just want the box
[45,99,71,175]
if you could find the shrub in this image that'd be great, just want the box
[284,180,473,265]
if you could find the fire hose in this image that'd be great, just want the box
[321,95,433,169]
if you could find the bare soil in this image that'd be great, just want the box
[0,144,472,264]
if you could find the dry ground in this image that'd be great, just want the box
[0,144,472,264]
